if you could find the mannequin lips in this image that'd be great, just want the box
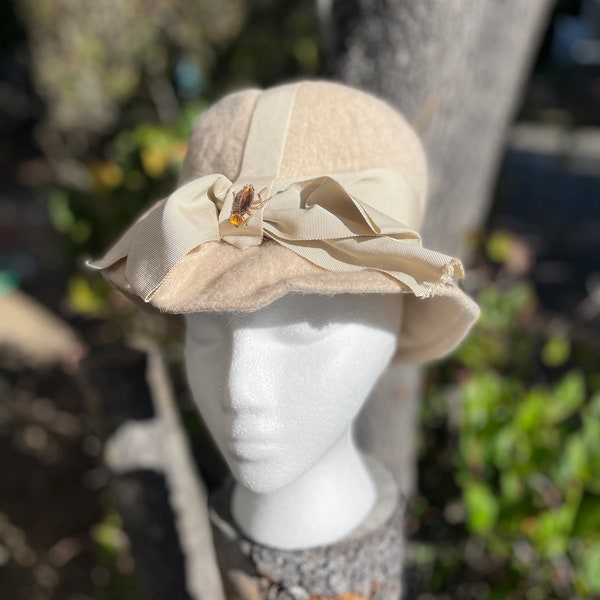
[225,433,279,462]
[222,413,280,462]
[226,440,278,462]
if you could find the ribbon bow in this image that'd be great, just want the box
[88,168,464,303]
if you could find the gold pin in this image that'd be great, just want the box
[229,185,269,227]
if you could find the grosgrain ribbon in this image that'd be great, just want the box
[88,168,465,303]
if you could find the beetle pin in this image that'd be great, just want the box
[229,184,270,227]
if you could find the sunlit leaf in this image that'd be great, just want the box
[91,160,124,189]
[464,480,499,534]
[140,146,169,178]
[572,494,600,537]
[500,470,523,503]
[48,190,75,232]
[515,390,545,432]
[486,230,514,264]
[67,275,107,316]
[556,435,589,487]
[578,542,600,593]
[541,335,571,367]
[546,371,585,424]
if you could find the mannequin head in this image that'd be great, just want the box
[184,293,402,494]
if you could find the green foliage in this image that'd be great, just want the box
[18,0,246,145]
[50,102,204,317]
[72,102,201,252]
[91,510,139,599]
[411,233,600,599]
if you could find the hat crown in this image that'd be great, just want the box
[180,81,428,223]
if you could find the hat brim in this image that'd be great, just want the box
[103,239,479,363]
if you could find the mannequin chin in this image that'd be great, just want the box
[184,293,403,549]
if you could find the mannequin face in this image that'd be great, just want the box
[184,294,402,494]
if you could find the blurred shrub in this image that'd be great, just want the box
[17,0,245,150]
[411,233,600,599]
[16,0,319,166]
[47,101,204,318]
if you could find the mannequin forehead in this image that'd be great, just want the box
[185,293,403,333]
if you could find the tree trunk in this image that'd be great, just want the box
[320,0,553,492]
[209,462,404,600]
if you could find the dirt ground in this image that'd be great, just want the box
[0,162,109,598]
[0,349,103,600]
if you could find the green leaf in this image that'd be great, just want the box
[67,275,107,316]
[461,434,487,473]
[587,393,600,418]
[493,426,519,469]
[486,230,514,264]
[515,389,546,432]
[541,335,571,367]
[578,542,600,593]
[556,435,589,488]
[533,508,571,557]
[546,371,585,424]
[48,190,75,232]
[462,372,503,431]
[572,494,600,537]
[464,480,499,534]
[500,470,523,503]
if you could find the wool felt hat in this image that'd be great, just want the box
[89,81,479,362]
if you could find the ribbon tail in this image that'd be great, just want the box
[268,233,464,298]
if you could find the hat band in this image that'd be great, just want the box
[234,83,298,191]
[88,167,465,304]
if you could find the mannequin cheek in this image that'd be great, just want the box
[274,373,364,471]
[281,328,397,453]
[184,343,229,445]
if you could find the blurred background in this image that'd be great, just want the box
[0,0,599,599]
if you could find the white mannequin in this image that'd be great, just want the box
[184,293,403,550]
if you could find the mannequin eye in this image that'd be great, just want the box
[185,316,227,346]
[270,319,336,345]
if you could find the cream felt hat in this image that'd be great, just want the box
[89,81,479,362]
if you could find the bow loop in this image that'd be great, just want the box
[300,176,381,235]
[211,176,233,211]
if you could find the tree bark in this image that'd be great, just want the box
[209,461,404,600]
[320,0,553,492]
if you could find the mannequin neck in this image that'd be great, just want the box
[231,428,376,550]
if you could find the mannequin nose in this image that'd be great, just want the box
[222,327,271,412]
[223,329,255,412]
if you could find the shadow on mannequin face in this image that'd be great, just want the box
[184,293,403,494]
